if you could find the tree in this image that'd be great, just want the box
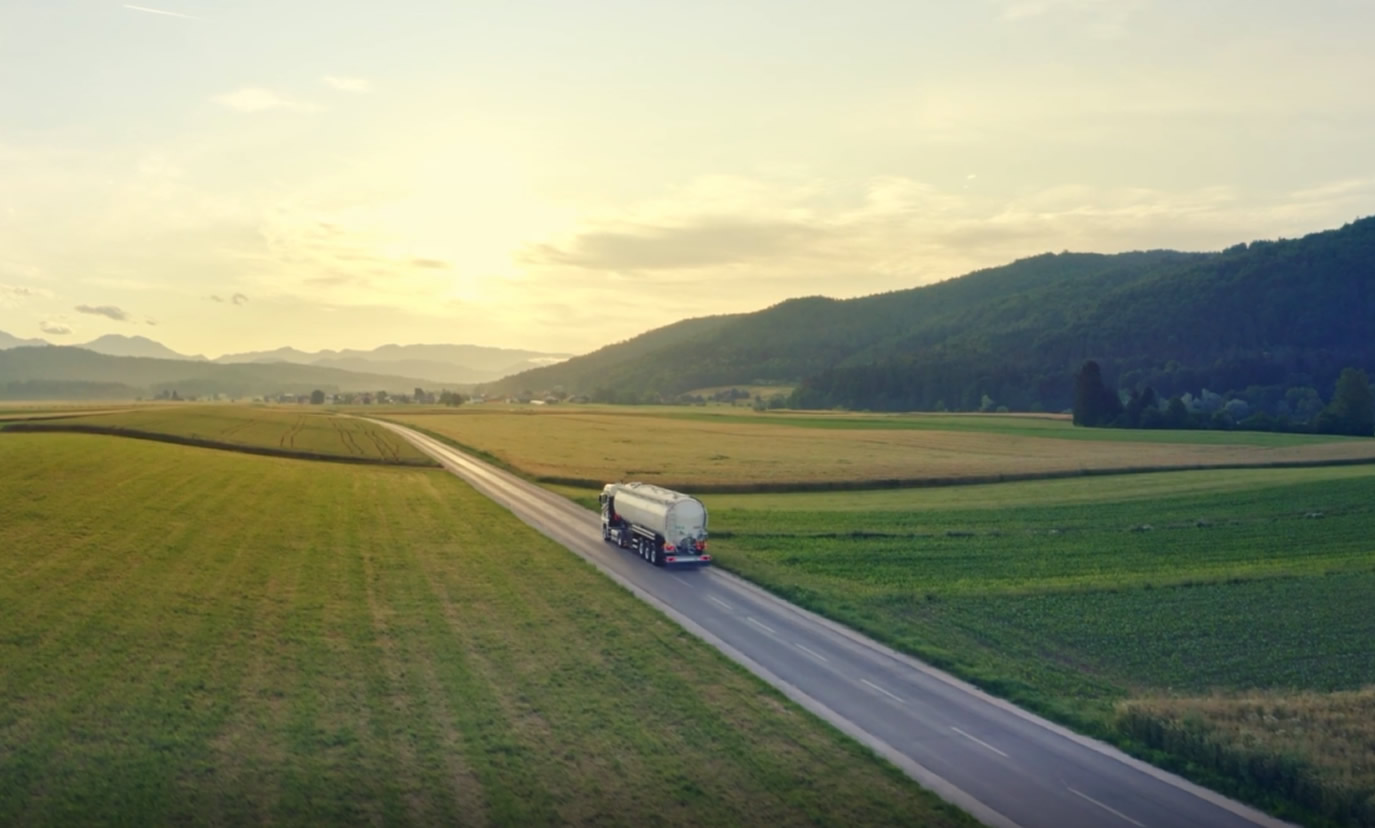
[1164,396,1191,429]
[1316,368,1374,436]
[1073,361,1123,427]
[309,389,325,405]
[1123,386,1158,428]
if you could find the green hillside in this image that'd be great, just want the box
[0,347,462,400]
[484,314,739,398]
[486,218,1374,412]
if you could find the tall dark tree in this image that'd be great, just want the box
[1164,396,1191,429]
[1316,368,1374,435]
[1073,360,1123,427]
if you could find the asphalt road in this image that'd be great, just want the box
[374,420,1296,828]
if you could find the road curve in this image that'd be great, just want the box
[373,419,1295,828]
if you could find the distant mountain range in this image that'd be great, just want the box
[0,336,571,386]
[213,343,570,384]
[0,347,477,401]
[0,330,48,350]
[486,216,1375,412]
[80,334,209,361]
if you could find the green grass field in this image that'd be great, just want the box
[17,405,433,464]
[660,409,1357,446]
[684,466,1375,824]
[0,433,972,827]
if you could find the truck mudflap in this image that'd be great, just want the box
[661,552,712,567]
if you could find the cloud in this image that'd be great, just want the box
[323,76,372,93]
[75,304,131,321]
[213,88,321,113]
[122,4,197,19]
[39,320,72,335]
[1,283,53,308]
[523,218,826,271]
[409,258,450,269]
[231,293,249,305]
[209,294,224,303]
[145,317,158,326]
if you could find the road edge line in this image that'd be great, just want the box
[707,568,1295,828]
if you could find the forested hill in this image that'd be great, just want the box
[486,217,1375,412]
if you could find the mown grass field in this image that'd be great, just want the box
[21,404,432,464]
[686,466,1375,825]
[0,433,973,827]
[0,403,140,420]
[385,407,1375,488]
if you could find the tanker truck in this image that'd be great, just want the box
[600,482,711,567]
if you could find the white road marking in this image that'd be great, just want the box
[861,678,905,703]
[794,642,830,663]
[672,575,694,586]
[951,726,1010,758]
[707,595,733,610]
[1067,787,1147,827]
[745,616,777,635]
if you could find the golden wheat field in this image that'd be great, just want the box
[383,408,1375,487]
[1117,688,1375,822]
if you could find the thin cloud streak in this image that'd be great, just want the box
[213,88,321,113]
[122,4,198,20]
[323,76,372,93]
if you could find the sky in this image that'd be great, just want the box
[1,0,1373,358]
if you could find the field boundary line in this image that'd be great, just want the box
[536,456,1375,494]
[0,423,438,468]
[706,567,1295,828]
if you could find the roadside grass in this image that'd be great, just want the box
[689,466,1375,825]
[13,404,432,464]
[384,408,1375,488]
[0,434,973,827]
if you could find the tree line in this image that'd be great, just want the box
[1073,360,1375,436]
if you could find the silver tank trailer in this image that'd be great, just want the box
[603,482,708,552]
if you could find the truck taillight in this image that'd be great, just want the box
[695,540,706,551]
[666,556,676,563]
[701,554,711,561]
[664,544,675,551]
